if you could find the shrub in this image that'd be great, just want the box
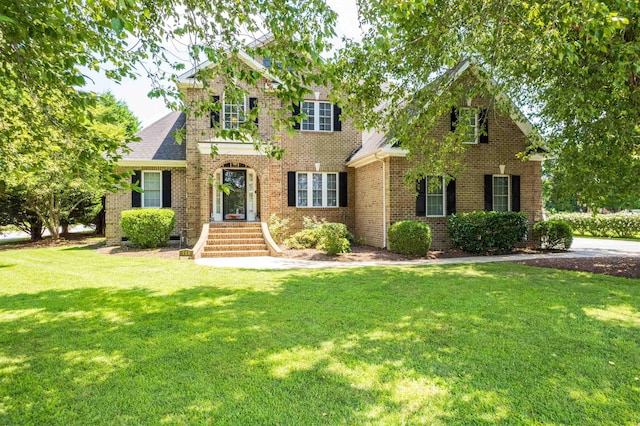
[388,220,432,256]
[120,208,176,248]
[549,212,640,238]
[317,222,351,255]
[302,215,325,230]
[284,229,321,249]
[533,220,573,250]
[268,213,290,244]
[448,211,528,254]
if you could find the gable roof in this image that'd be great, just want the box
[177,35,280,87]
[347,59,544,167]
[119,111,187,167]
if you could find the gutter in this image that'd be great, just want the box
[374,152,387,248]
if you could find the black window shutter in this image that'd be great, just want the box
[479,108,489,144]
[484,175,493,211]
[162,170,172,208]
[333,104,342,131]
[210,95,220,128]
[292,102,300,130]
[249,97,258,125]
[287,171,296,206]
[446,179,456,215]
[339,172,348,207]
[511,175,521,212]
[132,170,141,208]
[450,107,458,132]
[416,178,426,216]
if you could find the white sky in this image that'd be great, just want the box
[89,0,362,128]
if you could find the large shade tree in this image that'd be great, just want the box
[332,0,639,209]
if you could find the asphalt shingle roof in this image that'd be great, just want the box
[122,111,186,161]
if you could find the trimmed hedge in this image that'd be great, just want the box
[533,220,573,250]
[120,208,176,248]
[549,213,640,238]
[388,220,432,256]
[448,211,528,254]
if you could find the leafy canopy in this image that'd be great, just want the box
[332,0,639,208]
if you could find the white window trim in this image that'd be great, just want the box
[222,92,247,130]
[296,172,339,208]
[460,107,479,144]
[426,176,446,217]
[492,174,511,212]
[141,171,162,208]
[301,101,333,132]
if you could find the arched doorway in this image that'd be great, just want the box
[211,163,258,222]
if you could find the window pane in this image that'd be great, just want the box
[326,173,337,207]
[297,173,308,207]
[426,176,444,216]
[493,176,509,212]
[223,95,245,129]
[319,102,332,131]
[302,101,315,131]
[143,172,161,208]
[312,173,323,207]
[460,108,477,143]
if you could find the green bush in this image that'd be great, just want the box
[268,213,290,244]
[388,220,432,256]
[284,228,321,249]
[120,208,176,248]
[533,220,573,250]
[448,211,528,254]
[317,222,351,255]
[549,213,640,238]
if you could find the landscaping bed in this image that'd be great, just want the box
[517,256,640,279]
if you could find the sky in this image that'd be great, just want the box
[89,0,362,128]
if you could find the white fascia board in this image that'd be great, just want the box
[197,140,267,156]
[118,160,187,168]
[177,50,281,87]
[346,146,408,168]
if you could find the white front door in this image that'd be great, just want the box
[212,168,257,222]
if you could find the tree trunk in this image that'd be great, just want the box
[61,223,69,235]
[30,222,43,241]
[94,196,106,236]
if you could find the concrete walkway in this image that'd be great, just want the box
[195,237,640,269]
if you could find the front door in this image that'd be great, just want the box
[223,169,246,221]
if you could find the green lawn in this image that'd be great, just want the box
[0,246,638,425]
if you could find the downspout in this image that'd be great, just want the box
[374,151,387,248]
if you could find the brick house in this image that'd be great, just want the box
[105,42,543,256]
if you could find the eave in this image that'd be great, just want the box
[346,146,409,168]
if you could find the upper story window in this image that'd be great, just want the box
[301,101,333,132]
[223,94,246,130]
[426,176,445,217]
[493,175,510,212]
[459,108,478,144]
[296,172,338,207]
[142,171,161,208]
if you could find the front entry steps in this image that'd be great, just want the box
[201,222,270,258]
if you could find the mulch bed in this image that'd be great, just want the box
[516,257,640,280]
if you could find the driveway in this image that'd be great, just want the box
[195,237,640,269]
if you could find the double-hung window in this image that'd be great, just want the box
[459,108,478,144]
[296,172,338,207]
[142,171,161,208]
[223,94,246,129]
[426,176,445,216]
[301,101,332,132]
[493,175,510,212]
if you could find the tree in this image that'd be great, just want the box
[0,92,139,240]
[332,0,639,208]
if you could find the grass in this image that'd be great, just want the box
[574,232,640,242]
[0,246,639,424]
